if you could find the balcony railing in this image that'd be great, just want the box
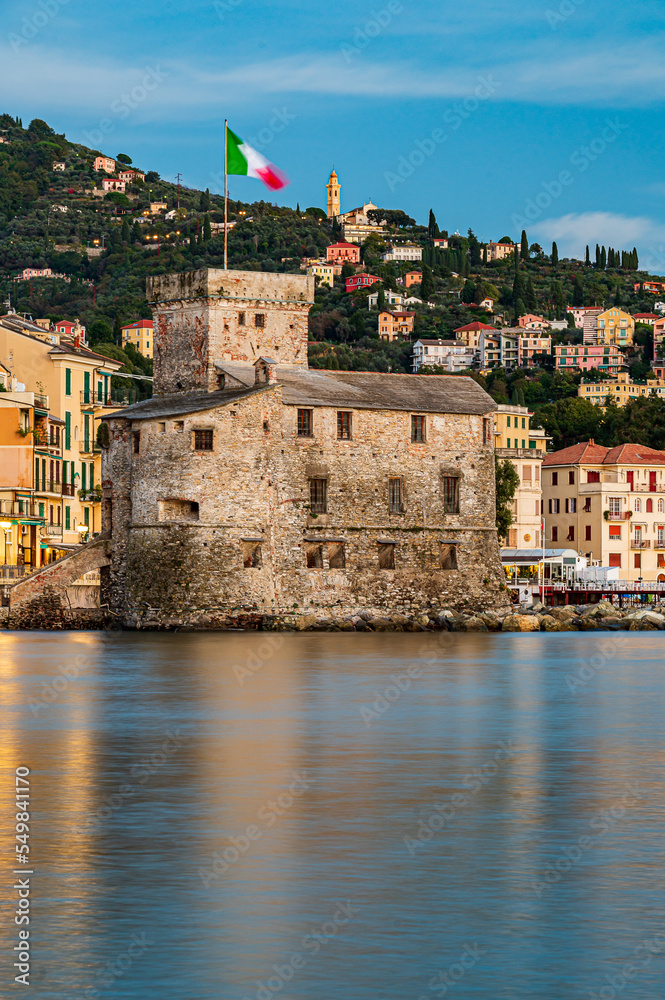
[62,483,75,497]
[79,439,101,454]
[78,490,101,503]
[81,390,132,408]
[46,525,63,536]
[607,512,631,520]
[0,500,44,519]
[33,393,48,410]
[631,540,651,548]
[0,565,31,580]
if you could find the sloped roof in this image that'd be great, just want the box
[109,365,496,421]
[543,441,665,466]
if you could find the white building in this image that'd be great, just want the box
[412,339,477,373]
[367,290,406,310]
[381,245,423,263]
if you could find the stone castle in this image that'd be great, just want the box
[100,268,504,627]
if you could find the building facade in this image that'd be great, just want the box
[346,274,379,293]
[122,319,154,359]
[101,268,504,625]
[555,344,625,374]
[94,156,115,173]
[543,441,665,582]
[381,245,423,263]
[378,311,415,341]
[578,372,665,407]
[327,242,360,264]
[495,405,547,548]
[411,340,477,373]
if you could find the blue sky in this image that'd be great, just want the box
[4,0,665,268]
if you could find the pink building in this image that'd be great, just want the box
[519,335,552,365]
[94,156,116,173]
[19,268,52,279]
[101,177,126,192]
[518,313,548,330]
[634,313,660,326]
[327,242,360,264]
[346,274,379,292]
[555,344,625,374]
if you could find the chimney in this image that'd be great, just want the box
[589,438,595,446]
[254,357,279,385]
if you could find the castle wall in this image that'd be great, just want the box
[102,391,504,625]
[147,270,314,395]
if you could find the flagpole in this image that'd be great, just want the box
[224,119,228,270]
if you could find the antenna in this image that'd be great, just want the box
[175,172,182,210]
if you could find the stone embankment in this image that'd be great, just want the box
[127,599,665,631]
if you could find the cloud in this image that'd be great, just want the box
[531,212,665,270]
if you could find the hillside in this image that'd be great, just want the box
[1,114,664,403]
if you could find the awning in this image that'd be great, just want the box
[40,541,78,551]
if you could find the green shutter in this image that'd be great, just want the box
[65,412,71,450]
[84,414,90,450]
[89,462,94,490]
[62,460,67,485]
[82,463,87,491]
[83,371,90,404]
[35,457,39,490]
[65,506,70,530]
[65,368,71,396]
[84,507,90,527]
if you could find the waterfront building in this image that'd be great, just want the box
[495,404,548,548]
[578,372,665,407]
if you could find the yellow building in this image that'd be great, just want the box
[326,168,341,220]
[122,320,154,359]
[594,308,634,347]
[543,440,665,582]
[495,404,549,548]
[0,314,123,555]
[306,263,336,287]
[578,371,665,407]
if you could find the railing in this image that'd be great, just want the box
[79,440,101,454]
[81,390,132,407]
[46,525,62,536]
[631,540,651,548]
[607,512,631,520]
[62,483,75,497]
[0,500,44,519]
[0,565,31,580]
[33,393,48,410]
[78,490,101,503]
[45,481,62,495]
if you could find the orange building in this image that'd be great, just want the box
[326,242,360,264]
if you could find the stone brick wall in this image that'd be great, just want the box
[102,387,504,625]
[147,269,315,395]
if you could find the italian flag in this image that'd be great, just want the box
[226,126,288,191]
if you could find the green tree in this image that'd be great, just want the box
[525,276,537,312]
[495,457,520,540]
[377,284,385,310]
[551,241,559,267]
[420,264,435,301]
[585,245,590,266]
[341,261,354,279]
[199,188,211,211]
[468,229,482,266]
[117,153,132,165]
[572,275,585,306]
[520,230,529,260]
[113,313,123,346]
[461,279,477,304]
[121,218,130,244]
[132,221,142,244]
[203,213,212,242]
[427,209,439,239]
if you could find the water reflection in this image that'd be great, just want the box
[0,631,663,998]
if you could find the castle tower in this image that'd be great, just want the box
[326,168,340,219]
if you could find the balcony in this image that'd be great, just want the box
[0,565,31,580]
[78,489,102,503]
[40,481,62,495]
[79,439,101,455]
[607,512,631,520]
[46,525,63,536]
[631,540,651,549]
[81,390,132,408]
[33,393,49,411]
[62,483,75,497]
[0,500,44,520]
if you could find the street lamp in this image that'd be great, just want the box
[0,520,12,566]
[77,524,89,543]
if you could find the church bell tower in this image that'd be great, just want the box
[326,168,341,219]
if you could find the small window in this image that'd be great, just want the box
[194,429,213,451]
[552,472,558,486]
[483,418,492,445]
[647,498,654,513]
[175,421,184,432]
[297,409,313,437]
[411,414,426,442]
[305,543,324,568]
[523,465,532,482]
[441,544,457,570]
[551,526,558,542]
[328,542,345,569]
[238,311,246,326]
[378,542,395,569]
[242,542,261,568]
[567,526,575,541]
[585,525,591,541]
[158,422,166,433]
[634,553,642,569]
[337,411,352,440]
[569,470,575,485]
[133,432,140,454]
[309,478,327,514]
[443,476,459,513]
[609,553,621,568]
[158,499,199,522]
[635,499,641,512]
[254,313,265,328]
[389,478,404,513]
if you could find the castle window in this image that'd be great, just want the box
[309,478,327,514]
[443,476,459,513]
[194,429,213,451]
[242,541,262,568]
[305,543,324,568]
[411,414,426,442]
[158,422,166,433]
[328,542,345,569]
[158,499,199,522]
[483,418,492,445]
[133,432,140,454]
[389,478,404,513]
[378,542,396,569]
[297,409,313,437]
[337,411,352,440]
[441,544,458,570]
[254,313,265,328]
[238,311,246,326]
[175,421,184,432]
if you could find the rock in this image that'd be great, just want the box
[547,606,579,622]
[502,614,541,632]
[390,613,410,626]
[581,601,617,619]
[531,601,547,613]
[368,617,393,631]
[459,616,488,632]
[625,609,665,622]
[479,612,502,631]
[355,621,370,631]
[359,611,373,622]
[337,620,355,631]
[540,615,561,631]
[415,614,431,627]
[295,613,317,630]
[405,620,424,632]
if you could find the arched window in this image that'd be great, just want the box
[647,498,653,513]
[659,499,664,513]
[635,499,641,512]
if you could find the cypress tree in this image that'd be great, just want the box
[595,244,601,268]
[521,230,529,260]
[427,209,439,239]
[377,285,385,310]
[600,246,607,269]
[420,264,435,301]
[585,245,591,266]
[189,232,196,252]
[203,213,212,242]
[132,221,142,244]
[633,247,639,269]
[121,218,130,243]
[551,241,559,267]
[526,276,537,312]
[113,314,122,346]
